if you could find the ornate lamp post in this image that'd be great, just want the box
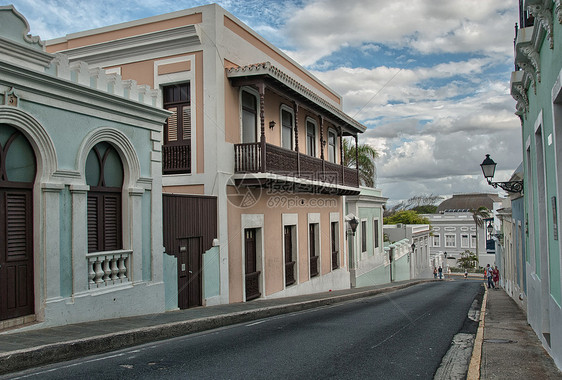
[480,154,523,193]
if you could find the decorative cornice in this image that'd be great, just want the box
[227,62,366,134]
[56,25,201,67]
[527,0,554,49]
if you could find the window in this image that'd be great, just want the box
[445,234,456,248]
[433,234,440,247]
[374,219,379,249]
[281,107,293,150]
[361,220,367,252]
[242,90,257,143]
[86,142,123,253]
[471,234,477,248]
[306,119,316,156]
[331,222,339,269]
[163,83,191,174]
[328,130,337,163]
[309,223,319,277]
[461,234,469,248]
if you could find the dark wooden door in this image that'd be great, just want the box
[284,226,295,286]
[309,224,319,277]
[331,222,339,270]
[0,189,34,321]
[245,228,260,301]
[177,237,202,309]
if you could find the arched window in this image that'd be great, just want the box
[86,142,123,253]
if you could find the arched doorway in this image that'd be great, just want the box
[0,124,36,321]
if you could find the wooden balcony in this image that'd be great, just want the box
[163,143,191,175]
[234,142,360,194]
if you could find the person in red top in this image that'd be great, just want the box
[493,266,500,289]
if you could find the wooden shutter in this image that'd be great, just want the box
[87,195,99,252]
[6,192,30,260]
[103,194,121,251]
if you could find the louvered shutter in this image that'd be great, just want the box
[103,194,121,251]
[87,195,99,252]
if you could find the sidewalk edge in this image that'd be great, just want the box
[467,285,488,380]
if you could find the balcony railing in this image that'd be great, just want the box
[234,142,359,188]
[163,143,191,174]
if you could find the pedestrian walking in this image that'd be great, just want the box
[464,269,468,279]
[486,264,494,289]
[438,266,443,280]
[493,266,500,289]
[433,267,437,279]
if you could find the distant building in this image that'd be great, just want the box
[423,193,502,270]
[346,187,387,287]
[383,223,431,279]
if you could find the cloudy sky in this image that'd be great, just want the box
[9,0,521,205]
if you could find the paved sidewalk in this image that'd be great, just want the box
[478,287,562,379]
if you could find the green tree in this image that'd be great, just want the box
[342,138,378,188]
[384,210,430,225]
[457,250,479,270]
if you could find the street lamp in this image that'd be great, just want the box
[487,221,494,239]
[409,242,415,262]
[347,216,359,288]
[348,217,359,236]
[480,154,523,193]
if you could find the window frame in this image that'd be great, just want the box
[305,117,317,157]
[433,233,440,247]
[445,234,456,248]
[240,87,259,143]
[280,104,295,150]
[327,128,337,163]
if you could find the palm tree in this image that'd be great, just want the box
[471,206,490,256]
[342,138,378,187]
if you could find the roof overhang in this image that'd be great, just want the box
[227,62,366,136]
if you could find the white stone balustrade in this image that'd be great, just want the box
[86,250,132,289]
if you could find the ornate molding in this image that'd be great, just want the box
[511,71,529,119]
[527,1,554,48]
[515,44,541,88]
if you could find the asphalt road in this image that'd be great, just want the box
[6,281,483,380]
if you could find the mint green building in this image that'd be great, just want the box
[0,6,170,330]
[511,0,562,369]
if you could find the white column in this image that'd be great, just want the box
[70,184,89,294]
[42,183,64,302]
[129,187,144,284]
[150,130,164,284]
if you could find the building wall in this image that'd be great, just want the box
[512,2,562,369]
[0,6,169,329]
[227,189,347,302]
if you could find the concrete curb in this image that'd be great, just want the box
[0,280,428,375]
[467,285,488,380]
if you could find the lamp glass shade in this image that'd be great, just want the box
[349,217,359,233]
[480,154,497,179]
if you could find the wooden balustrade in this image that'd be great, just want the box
[234,142,359,189]
[285,261,296,286]
[245,270,261,301]
[310,255,319,277]
[163,143,191,174]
